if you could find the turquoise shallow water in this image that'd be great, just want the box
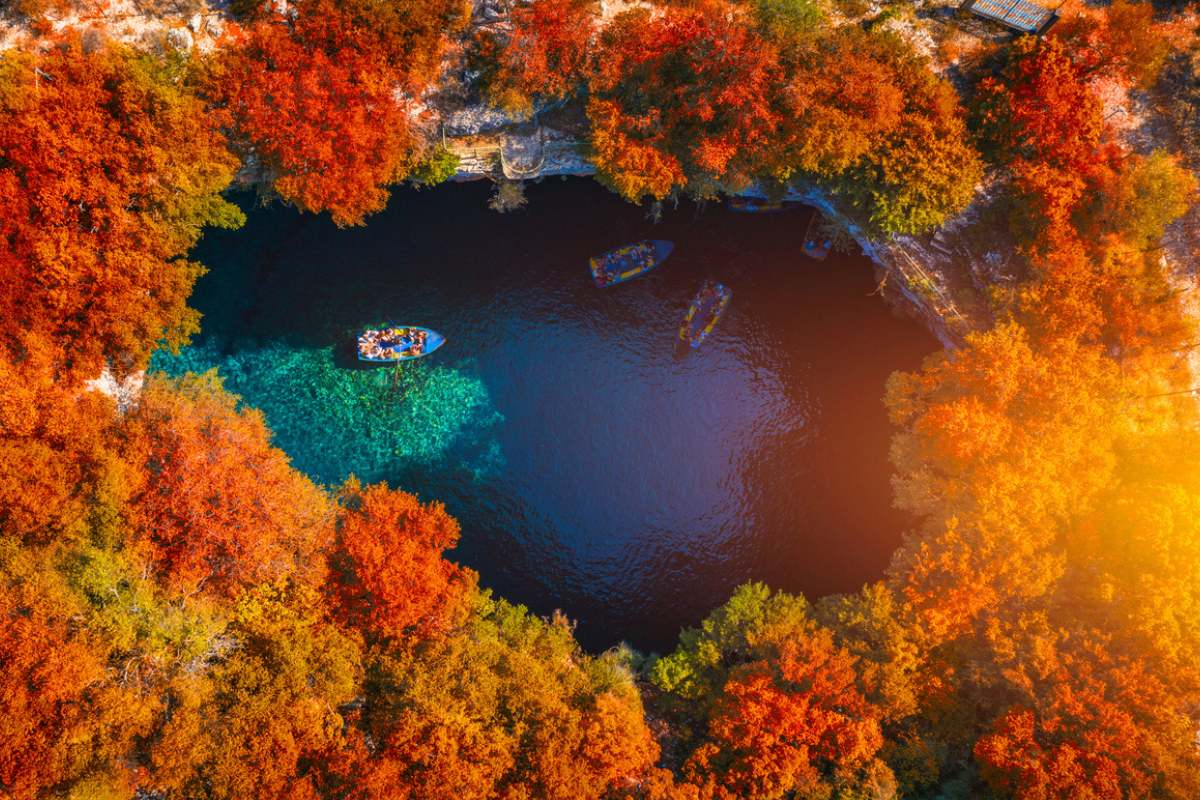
[153,341,504,485]
[159,178,936,652]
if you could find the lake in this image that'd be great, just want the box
[157,178,936,652]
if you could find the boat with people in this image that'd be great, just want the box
[678,280,732,349]
[357,324,445,363]
[727,197,803,214]
[802,212,832,261]
[589,240,674,288]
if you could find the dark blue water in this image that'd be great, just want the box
[165,178,936,652]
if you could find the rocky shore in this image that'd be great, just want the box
[444,123,988,348]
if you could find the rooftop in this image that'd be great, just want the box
[960,0,1059,34]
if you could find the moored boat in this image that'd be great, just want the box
[678,280,732,349]
[589,240,673,288]
[802,212,832,261]
[727,197,786,214]
[357,325,445,363]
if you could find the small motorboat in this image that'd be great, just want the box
[678,280,732,349]
[357,324,445,363]
[802,212,832,261]
[727,196,786,214]
[589,240,673,288]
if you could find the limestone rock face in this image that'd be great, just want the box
[206,15,225,41]
[166,26,193,51]
[86,369,145,415]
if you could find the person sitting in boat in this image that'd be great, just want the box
[408,330,426,356]
[359,331,380,358]
[593,260,611,286]
[637,243,652,266]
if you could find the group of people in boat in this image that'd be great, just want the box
[358,326,429,360]
[680,280,731,347]
[594,242,657,286]
[694,281,724,311]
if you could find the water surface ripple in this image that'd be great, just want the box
[166,179,936,652]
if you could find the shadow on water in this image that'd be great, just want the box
[158,177,938,653]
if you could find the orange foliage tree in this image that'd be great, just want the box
[330,480,476,642]
[0,546,108,800]
[0,39,243,381]
[148,580,363,799]
[784,28,981,235]
[1081,149,1196,250]
[651,584,892,799]
[972,35,1194,348]
[884,289,1200,792]
[587,2,782,201]
[1062,430,1200,674]
[974,637,1200,799]
[971,29,1195,360]
[1015,235,1194,356]
[0,338,118,543]
[776,28,906,179]
[884,323,1136,638]
[349,599,659,800]
[1054,0,1172,88]
[473,0,598,116]
[686,634,889,798]
[971,36,1193,351]
[122,373,332,597]
[973,36,1110,242]
[211,0,465,226]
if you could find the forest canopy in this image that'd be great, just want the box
[3,0,1200,798]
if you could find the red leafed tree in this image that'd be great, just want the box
[331,480,476,641]
[974,639,1200,800]
[0,337,119,543]
[974,37,1104,177]
[122,373,333,597]
[211,5,412,227]
[0,38,242,381]
[973,36,1112,243]
[588,1,782,201]
[211,0,456,226]
[1053,0,1171,89]
[475,0,597,115]
[684,628,889,799]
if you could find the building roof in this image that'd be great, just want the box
[962,0,1058,34]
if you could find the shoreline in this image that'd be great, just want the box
[9,0,1199,364]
